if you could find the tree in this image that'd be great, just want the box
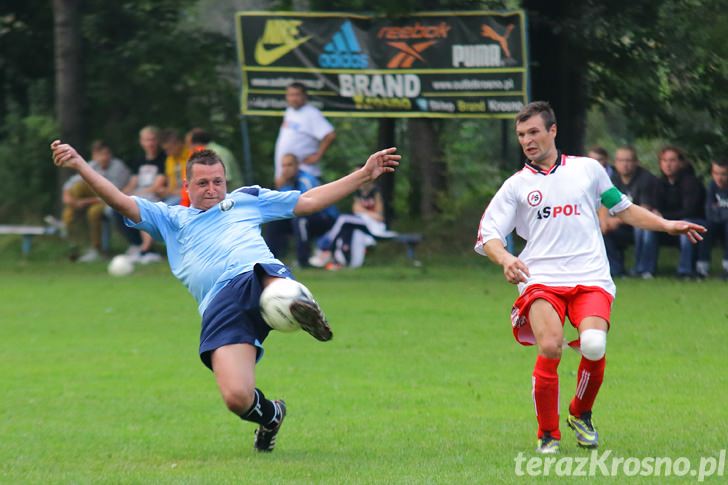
[53,0,83,205]
[53,0,82,149]
[525,0,728,161]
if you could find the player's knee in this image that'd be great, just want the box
[538,339,563,359]
[220,384,255,414]
[580,329,607,360]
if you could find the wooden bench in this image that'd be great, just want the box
[388,233,423,261]
[0,218,112,255]
[0,225,60,255]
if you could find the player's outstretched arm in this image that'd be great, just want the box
[616,204,706,243]
[483,239,530,284]
[294,147,400,216]
[51,140,141,223]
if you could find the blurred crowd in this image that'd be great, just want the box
[59,126,241,264]
[57,83,726,278]
[58,82,398,270]
[589,145,728,280]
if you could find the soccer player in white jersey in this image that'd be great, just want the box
[474,101,705,453]
[51,140,399,453]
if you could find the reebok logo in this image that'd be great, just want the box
[319,20,368,68]
[377,22,450,68]
[255,20,311,66]
[386,41,437,68]
[377,22,451,40]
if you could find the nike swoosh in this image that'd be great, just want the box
[255,36,312,66]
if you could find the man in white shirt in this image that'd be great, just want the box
[274,83,336,180]
[475,101,705,454]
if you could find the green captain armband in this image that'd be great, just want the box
[600,186,624,209]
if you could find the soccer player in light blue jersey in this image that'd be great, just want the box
[51,139,400,452]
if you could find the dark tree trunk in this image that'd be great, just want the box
[408,118,447,220]
[523,0,587,156]
[53,0,83,205]
[377,119,396,226]
[53,0,82,147]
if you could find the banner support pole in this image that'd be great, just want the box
[239,115,254,185]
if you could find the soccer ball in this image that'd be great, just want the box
[259,278,313,333]
[108,254,135,277]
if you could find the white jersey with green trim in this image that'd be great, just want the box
[474,154,632,296]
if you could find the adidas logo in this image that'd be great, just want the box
[318,20,368,69]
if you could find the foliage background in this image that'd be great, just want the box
[0,0,725,225]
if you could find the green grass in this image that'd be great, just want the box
[1,255,727,483]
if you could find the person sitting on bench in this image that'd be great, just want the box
[309,181,396,269]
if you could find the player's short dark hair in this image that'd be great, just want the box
[187,149,225,179]
[90,140,110,153]
[659,145,686,162]
[712,157,728,168]
[287,82,307,95]
[515,101,557,129]
[189,128,213,145]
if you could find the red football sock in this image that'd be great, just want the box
[569,356,606,417]
[532,355,561,440]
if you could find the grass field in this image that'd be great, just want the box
[2,251,727,483]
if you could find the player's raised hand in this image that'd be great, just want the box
[362,147,400,181]
[501,253,530,285]
[665,220,707,244]
[50,140,85,170]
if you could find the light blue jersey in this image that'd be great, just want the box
[126,186,300,315]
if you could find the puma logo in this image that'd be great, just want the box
[481,23,515,59]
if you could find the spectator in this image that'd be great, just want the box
[117,125,166,263]
[588,146,615,178]
[600,146,659,278]
[264,153,337,267]
[274,82,336,180]
[655,146,706,277]
[62,140,131,262]
[697,158,728,279]
[188,128,244,189]
[309,181,396,269]
[159,129,191,205]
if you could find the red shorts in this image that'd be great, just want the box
[510,284,613,346]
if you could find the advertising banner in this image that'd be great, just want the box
[236,11,528,118]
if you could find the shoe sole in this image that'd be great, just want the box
[290,301,333,341]
[567,418,599,448]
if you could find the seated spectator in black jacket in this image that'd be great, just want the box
[697,158,728,279]
[655,146,706,277]
[600,146,659,277]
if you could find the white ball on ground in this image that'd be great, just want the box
[108,254,135,277]
[259,278,313,332]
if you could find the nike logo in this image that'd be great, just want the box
[255,35,311,66]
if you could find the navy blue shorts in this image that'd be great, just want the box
[199,263,293,370]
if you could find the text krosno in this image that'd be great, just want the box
[514,450,726,481]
